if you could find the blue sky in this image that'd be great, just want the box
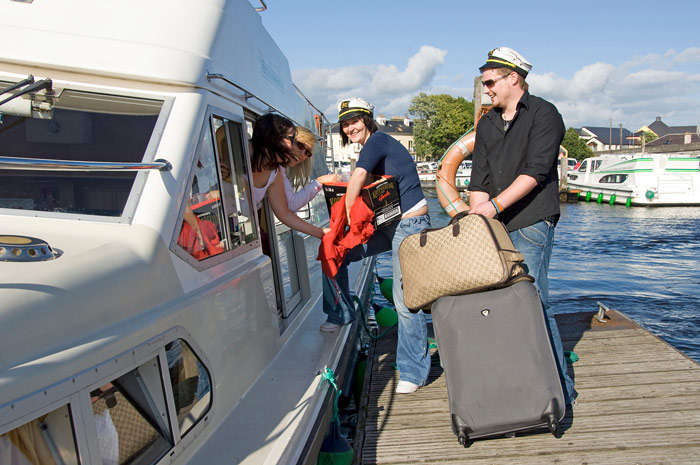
[260,0,700,132]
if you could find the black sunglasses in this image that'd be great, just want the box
[295,141,312,157]
[482,74,508,88]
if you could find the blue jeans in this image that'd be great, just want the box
[324,215,432,386]
[509,219,577,405]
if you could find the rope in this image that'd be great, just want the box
[320,367,341,425]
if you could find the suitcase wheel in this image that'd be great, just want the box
[458,432,469,447]
[547,416,558,434]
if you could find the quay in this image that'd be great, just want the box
[353,309,700,464]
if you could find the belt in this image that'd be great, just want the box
[543,214,559,226]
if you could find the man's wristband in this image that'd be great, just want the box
[490,198,504,214]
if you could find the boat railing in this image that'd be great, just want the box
[0,156,172,171]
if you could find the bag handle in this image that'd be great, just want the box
[418,217,461,247]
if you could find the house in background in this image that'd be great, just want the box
[329,115,414,163]
[578,117,699,152]
[637,116,699,139]
[577,126,636,151]
[645,132,700,148]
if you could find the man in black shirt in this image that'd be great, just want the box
[468,47,575,406]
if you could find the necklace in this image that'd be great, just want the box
[502,114,513,131]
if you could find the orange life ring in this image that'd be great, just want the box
[436,131,475,217]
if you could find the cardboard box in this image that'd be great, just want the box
[323,175,402,227]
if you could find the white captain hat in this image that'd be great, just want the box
[338,97,374,122]
[479,47,532,78]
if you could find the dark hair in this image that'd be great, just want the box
[251,113,297,172]
[340,114,378,146]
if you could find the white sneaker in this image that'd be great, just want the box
[320,321,341,332]
[395,380,419,394]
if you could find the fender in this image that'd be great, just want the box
[435,131,475,217]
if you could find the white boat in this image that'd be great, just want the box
[567,153,700,206]
[0,1,373,464]
[454,160,472,190]
[416,161,437,182]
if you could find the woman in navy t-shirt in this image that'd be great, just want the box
[323,97,432,395]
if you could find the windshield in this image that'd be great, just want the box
[0,81,165,217]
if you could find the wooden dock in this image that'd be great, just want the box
[353,309,700,464]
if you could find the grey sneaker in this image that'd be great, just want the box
[320,321,341,332]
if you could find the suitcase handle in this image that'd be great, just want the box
[419,220,460,247]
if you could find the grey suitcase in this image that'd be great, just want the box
[431,281,565,446]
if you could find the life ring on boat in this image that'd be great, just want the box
[435,131,475,217]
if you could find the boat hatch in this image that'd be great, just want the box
[0,77,166,218]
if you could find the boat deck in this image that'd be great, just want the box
[354,309,700,464]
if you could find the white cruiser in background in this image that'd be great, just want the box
[0,1,372,464]
[567,153,700,206]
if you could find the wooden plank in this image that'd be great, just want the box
[355,310,700,465]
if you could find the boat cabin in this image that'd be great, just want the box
[0,1,369,464]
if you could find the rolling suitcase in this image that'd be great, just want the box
[431,280,565,446]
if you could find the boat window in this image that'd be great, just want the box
[0,83,164,217]
[599,174,628,183]
[0,404,78,465]
[577,160,588,172]
[90,358,172,465]
[164,339,211,437]
[175,115,257,263]
[211,117,258,248]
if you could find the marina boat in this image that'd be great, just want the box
[454,160,472,190]
[416,161,437,183]
[0,1,373,464]
[567,153,700,206]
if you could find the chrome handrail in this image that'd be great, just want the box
[0,156,172,171]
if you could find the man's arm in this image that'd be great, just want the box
[344,167,368,224]
[469,174,537,218]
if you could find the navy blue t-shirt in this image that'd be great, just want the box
[355,131,424,213]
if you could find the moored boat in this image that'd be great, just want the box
[0,1,372,464]
[567,153,700,206]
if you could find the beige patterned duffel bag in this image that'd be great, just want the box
[399,212,533,310]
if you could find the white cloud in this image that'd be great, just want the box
[370,46,447,93]
[673,47,700,63]
[528,50,700,129]
[293,45,447,119]
[293,46,700,130]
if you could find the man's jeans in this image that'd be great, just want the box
[509,219,577,405]
[324,215,432,386]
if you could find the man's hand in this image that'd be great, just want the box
[468,200,498,218]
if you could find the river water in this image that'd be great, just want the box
[374,190,700,363]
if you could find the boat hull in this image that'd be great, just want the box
[567,154,700,206]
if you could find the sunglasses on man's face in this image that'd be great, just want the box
[482,74,508,88]
[296,141,312,157]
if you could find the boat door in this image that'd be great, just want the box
[173,108,311,326]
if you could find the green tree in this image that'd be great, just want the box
[408,93,474,160]
[561,127,594,161]
[641,130,657,144]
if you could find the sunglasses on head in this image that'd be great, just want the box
[295,141,312,157]
[482,74,509,88]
